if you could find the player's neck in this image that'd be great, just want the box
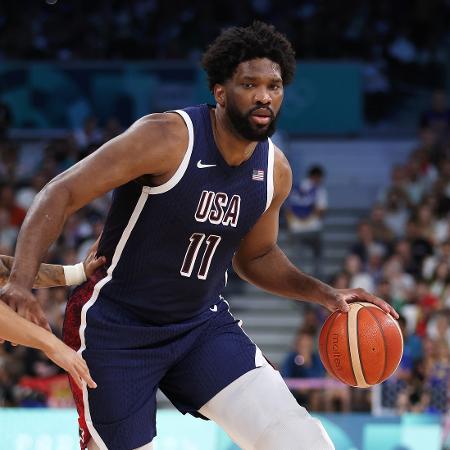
[211,108,257,167]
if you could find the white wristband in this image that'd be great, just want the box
[63,262,87,286]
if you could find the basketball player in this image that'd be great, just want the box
[0,248,104,389]
[1,22,397,450]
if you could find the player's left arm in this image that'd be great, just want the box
[233,147,398,317]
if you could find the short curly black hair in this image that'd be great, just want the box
[202,21,296,92]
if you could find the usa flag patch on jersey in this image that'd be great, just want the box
[252,169,264,181]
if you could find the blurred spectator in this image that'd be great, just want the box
[378,165,409,205]
[0,183,26,228]
[413,204,438,245]
[280,328,325,410]
[103,117,124,142]
[414,279,441,337]
[420,90,450,138]
[330,271,351,290]
[398,314,423,365]
[383,188,411,238]
[0,102,12,138]
[383,251,415,310]
[368,203,395,247]
[350,220,388,266]
[15,173,49,211]
[428,261,450,306]
[433,159,450,223]
[427,311,450,348]
[286,165,327,277]
[365,243,386,287]
[0,207,18,254]
[0,139,20,182]
[423,239,450,280]
[281,329,325,380]
[404,219,434,275]
[343,253,375,293]
[416,127,441,167]
[375,277,394,307]
[73,116,103,151]
[403,156,430,206]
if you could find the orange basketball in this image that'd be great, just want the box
[318,302,403,388]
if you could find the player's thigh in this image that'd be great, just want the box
[80,346,162,450]
[160,306,264,414]
[199,363,335,450]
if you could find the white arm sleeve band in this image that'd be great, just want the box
[63,262,87,286]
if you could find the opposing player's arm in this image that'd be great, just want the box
[0,255,65,288]
[0,243,105,288]
[0,300,96,389]
[233,147,397,317]
[2,114,185,329]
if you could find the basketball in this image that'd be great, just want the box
[318,302,403,388]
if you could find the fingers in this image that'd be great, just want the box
[36,310,52,332]
[24,300,51,331]
[69,359,97,390]
[336,298,350,313]
[92,256,106,270]
[355,289,399,319]
[70,370,83,390]
[80,363,97,389]
[84,255,106,278]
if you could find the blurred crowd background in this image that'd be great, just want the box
[0,0,449,424]
[1,0,449,123]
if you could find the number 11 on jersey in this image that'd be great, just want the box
[180,233,222,280]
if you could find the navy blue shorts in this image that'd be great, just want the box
[63,271,263,450]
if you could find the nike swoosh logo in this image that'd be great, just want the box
[210,305,218,312]
[197,160,217,169]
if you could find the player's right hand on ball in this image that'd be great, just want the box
[44,336,97,390]
[0,282,51,331]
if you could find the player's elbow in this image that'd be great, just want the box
[232,251,262,282]
[36,179,74,215]
[232,254,250,282]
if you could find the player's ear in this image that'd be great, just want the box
[213,84,225,107]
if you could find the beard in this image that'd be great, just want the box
[225,98,279,142]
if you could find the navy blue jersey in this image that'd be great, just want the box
[96,104,274,323]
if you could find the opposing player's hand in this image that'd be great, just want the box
[327,288,399,319]
[0,282,51,331]
[44,336,97,390]
[83,239,106,278]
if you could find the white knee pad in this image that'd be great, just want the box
[199,362,334,450]
[255,411,335,450]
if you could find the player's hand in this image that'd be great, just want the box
[83,243,106,278]
[327,288,399,319]
[44,336,97,390]
[0,282,51,331]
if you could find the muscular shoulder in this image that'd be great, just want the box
[125,112,189,176]
[272,145,292,205]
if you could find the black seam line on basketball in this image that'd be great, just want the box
[364,305,387,385]
[356,304,368,385]
[325,312,348,385]
[347,306,358,387]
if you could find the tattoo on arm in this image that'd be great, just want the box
[0,255,65,288]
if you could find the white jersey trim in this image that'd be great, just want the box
[147,109,194,195]
[264,138,275,212]
[78,188,149,450]
[223,299,265,368]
